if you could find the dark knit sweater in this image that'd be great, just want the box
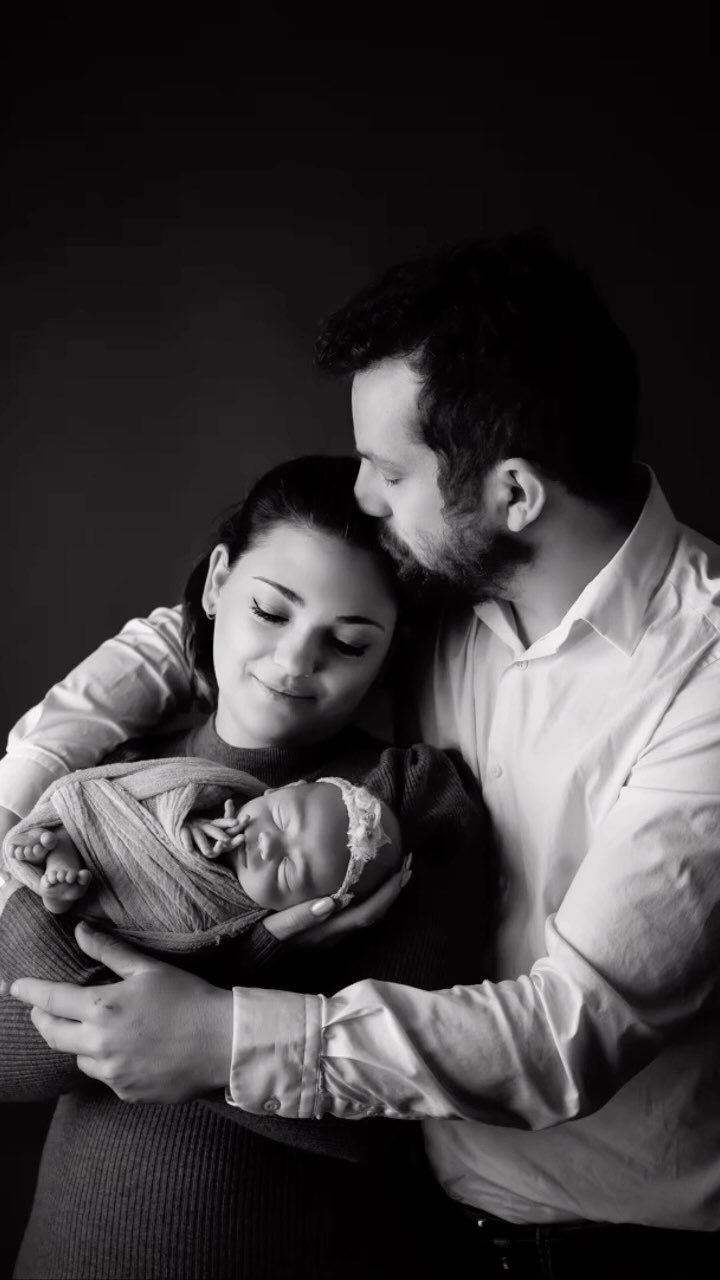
[0,719,495,1279]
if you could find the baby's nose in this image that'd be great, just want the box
[258,829,283,862]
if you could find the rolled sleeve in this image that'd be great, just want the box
[227,988,325,1118]
[0,606,190,816]
[0,752,60,818]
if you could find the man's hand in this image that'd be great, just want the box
[265,853,412,944]
[9,921,234,1103]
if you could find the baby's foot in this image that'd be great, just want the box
[40,865,92,914]
[6,828,58,863]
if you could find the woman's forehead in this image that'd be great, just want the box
[236,526,396,612]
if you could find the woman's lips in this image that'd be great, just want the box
[251,674,315,701]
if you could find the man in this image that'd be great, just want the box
[3,233,720,1276]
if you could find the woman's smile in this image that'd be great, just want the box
[250,672,316,701]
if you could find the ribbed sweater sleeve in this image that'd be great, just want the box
[0,889,113,1100]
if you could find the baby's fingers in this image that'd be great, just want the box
[197,820,232,844]
[179,825,194,853]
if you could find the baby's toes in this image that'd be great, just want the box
[40,875,89,914]
[11,830,57,863]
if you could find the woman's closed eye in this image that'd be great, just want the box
[252,597,369,659]
[251,599,287,625]
[333,637,369,658]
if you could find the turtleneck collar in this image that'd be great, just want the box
[184,716,360,790]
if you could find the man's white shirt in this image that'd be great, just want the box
[3,473,720,1229]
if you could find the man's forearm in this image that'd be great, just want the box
[226,922,666,1130]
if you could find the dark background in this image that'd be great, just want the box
[1,16,718,1276]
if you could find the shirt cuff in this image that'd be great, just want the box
[226,987,325,1119]
[0,754,61,819]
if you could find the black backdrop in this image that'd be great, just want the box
[1,16,718,1276]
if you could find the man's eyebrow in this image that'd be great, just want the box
[253,577,386,630]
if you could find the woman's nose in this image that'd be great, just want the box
[274,634,320,677]
[354,460,391,517]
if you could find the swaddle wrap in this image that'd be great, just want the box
[2,757,273,952]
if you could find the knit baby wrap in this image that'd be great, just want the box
[2,758,273,952]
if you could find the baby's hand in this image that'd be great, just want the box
[180,806,249,859]
[6,827,58,865]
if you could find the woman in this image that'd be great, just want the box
[0,456,494,1279]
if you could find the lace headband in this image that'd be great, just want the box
[318,776,392,907]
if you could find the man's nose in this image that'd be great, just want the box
[354,460,391,517]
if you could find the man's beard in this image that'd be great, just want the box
[378,514,534,609]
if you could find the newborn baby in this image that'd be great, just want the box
[3,759,402,954]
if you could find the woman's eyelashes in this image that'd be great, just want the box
[332,638,369,658]
[250,599,370,659]
[251,599,286,625]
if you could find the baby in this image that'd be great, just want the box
[3,759,402,951]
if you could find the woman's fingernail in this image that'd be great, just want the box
[310,898,335,917]
[400,869,413,889]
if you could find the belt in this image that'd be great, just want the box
[450,1200,720,1271]
[452,1199,720,1245]
[455,1201,613,1242]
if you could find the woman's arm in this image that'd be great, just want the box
[311,744,496,994]
[0,607,192,818]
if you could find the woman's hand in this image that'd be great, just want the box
[8,921,234,1103]
[265,853,412,944]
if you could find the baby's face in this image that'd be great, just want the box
[229,782,351,910]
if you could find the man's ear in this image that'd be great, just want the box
[490,459,547,533]
[202,544,231,616]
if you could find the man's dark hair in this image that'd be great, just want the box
[315,231,639,510]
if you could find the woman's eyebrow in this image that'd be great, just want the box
[336,614,385,630]
[253,577,386,630]
[253,576,302,603]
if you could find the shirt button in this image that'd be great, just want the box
[517,659,528,670]
[263,1097,281,1113]
[492,764,503,779]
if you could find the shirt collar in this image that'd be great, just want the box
[474,467,679,660]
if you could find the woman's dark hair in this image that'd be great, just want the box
[183,454,399,702]
[315,230,639,510]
